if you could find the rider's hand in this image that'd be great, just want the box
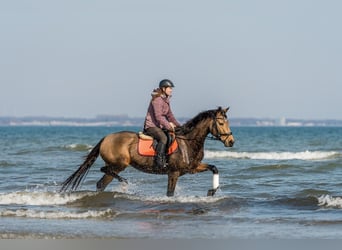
[169,122,176,132]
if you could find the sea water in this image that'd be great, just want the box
[0,126,341,239]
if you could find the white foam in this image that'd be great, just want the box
[0,208,113,219]
[65,144,93,151]
[0,191,94,206]
[318,195,342,208]
[120,193,226,204]
[157,195,225,203]
[205,150,339,161]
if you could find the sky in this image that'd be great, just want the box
[0,0,341,120]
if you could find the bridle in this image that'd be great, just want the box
[174,113,233,143]
[208,116,233,143]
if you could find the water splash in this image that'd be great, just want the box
[318,195,342,208]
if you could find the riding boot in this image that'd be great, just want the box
[154,142,167,170]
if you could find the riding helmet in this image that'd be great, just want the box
[159,79,175,88]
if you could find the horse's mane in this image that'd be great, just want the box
[176,107,223,135]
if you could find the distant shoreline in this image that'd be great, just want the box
[1,115,342,127]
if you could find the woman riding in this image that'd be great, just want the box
[144,79,181,170]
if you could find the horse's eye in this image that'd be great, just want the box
[217,120,225,125]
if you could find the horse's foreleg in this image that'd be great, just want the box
[207,164,219,196]
[191,163,219,196]
[167,171,180,197]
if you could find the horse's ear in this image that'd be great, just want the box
[224,107,230,113]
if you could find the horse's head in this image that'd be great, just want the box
[210,107,235,147]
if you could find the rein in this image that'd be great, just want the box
[175,134,232,141]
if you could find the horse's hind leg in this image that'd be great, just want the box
[96,165,128,191]
[97,174,114,191]
[100,166,128,183]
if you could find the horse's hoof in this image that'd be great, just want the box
[118,176,128,184]
[207,188,217,196]
[167,191,174,197]
[96,181,105,192]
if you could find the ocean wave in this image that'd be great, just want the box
[266,194,342,209]
[204,150,340,161]
[0,208,114,219]
[63,144,93,151]
[270,196,319,209]
[0,190,226,207]
[0,191,95,206]
[0,161,16,167]
[318,195,342,208]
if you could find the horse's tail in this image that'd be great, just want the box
[59,137,105,192]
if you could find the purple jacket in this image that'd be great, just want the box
[144,90,180,131]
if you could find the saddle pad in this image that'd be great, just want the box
[138,138,178,156]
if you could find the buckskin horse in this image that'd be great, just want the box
[60,107,235,196]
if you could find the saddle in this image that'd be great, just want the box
[137,131,178,156]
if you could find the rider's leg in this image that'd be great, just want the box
[155,141,167,169]
[144,127,168,170]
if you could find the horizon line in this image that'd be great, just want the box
[0,114,342,121]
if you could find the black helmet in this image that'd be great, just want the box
[159,79,175,88]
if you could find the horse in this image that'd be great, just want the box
[60,107,235,196]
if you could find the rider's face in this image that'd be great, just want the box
[164,87,173,96]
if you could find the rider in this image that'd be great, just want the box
[144,79,181,170]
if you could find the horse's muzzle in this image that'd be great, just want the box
[223,135,235,147]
